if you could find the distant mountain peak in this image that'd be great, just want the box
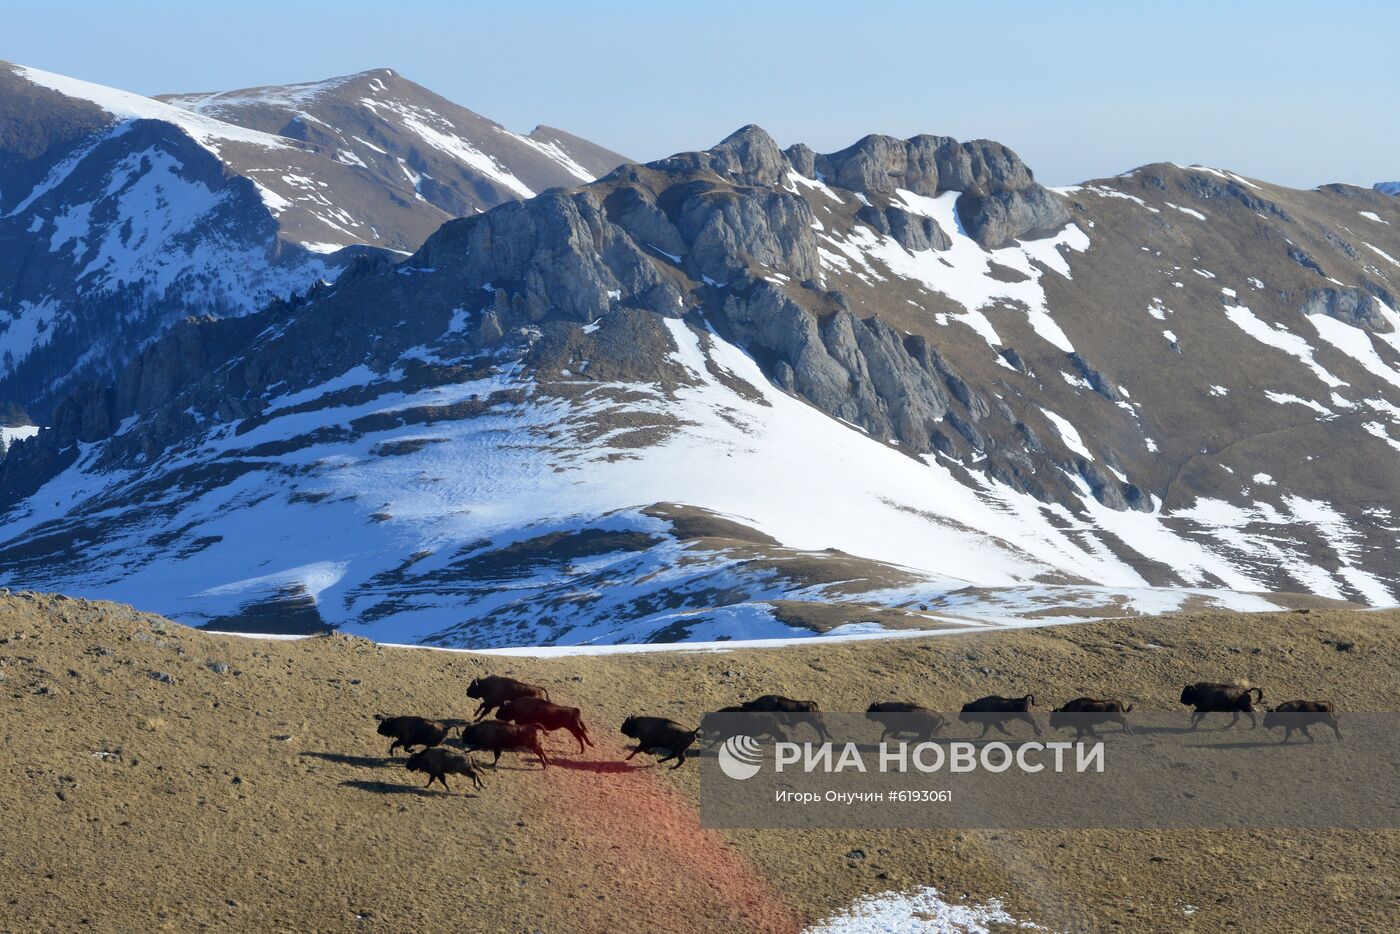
[157,66,415,115]
[0,61,626,416]
[156,66,627,206]
[4,61,295,155]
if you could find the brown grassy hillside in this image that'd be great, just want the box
[1,592,1397,932]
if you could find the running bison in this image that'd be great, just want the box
[405,747,486,792]
[740,695,832,742]
[376,715,451,755]
[460,720,550,769]
[620,716,699,770]
[959,694,1041,738]
[1049,697,1134,740]
[496,697,593,754]
[700,705,788,744]
[467,675,549,720]
[1179,682,1263,729]
[866,702,947,742]
[1263,700,1342,742]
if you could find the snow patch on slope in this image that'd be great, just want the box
[805,886,1043,933]
[0,425,40,450]
[1221,303,1345,388]
[504,131,596,182]
[13,65,290,154]
[9,314,1347,646]
[822,189,1089,355]
[358,96,535,198]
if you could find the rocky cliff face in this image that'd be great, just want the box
[0,124,1397,646]
[401,126,1107,507]
[0,62,625,419]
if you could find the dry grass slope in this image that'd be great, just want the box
[1,591,1398,932]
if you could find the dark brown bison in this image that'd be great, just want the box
[699,705,789,744]
[1263,700,1342,742]
[467,675,549,720]
[375,715,451,755]
[740,695,832,742]
[405,747,486,792]
[620,716,699,770]
[1179,682,1263,729]
[496,697,593,753]
[865,702,946,742]
[1049,697,1134,740]
[460,720,549,769]
[959,694,1041,738]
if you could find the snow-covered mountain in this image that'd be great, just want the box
[0,62,624,418]
[1,126,1397,648]
[156,69,626,248]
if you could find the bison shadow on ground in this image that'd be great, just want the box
[1131,724,1243,736]
[1183,739,1337,750]
[549,757,651,774]
[340,779,481,798]
[301,751,399,768]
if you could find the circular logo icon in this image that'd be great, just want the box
[718,734,764,780]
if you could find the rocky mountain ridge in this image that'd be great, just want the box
[0,62,624,418]
[156,68,626,247]
[0,122,1397,646]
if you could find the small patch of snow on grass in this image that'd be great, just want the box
[1263,390,1331,416]
[1222,304,1345,388]
[1166,202,1207,221]
[1083,185,1159,213]
[1366,243,1400,267]
[804,886,1043,933]
[1040,409,1093,462]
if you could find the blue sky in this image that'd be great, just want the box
[6,0,1398,187]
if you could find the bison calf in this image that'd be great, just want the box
[866,702,946,742]
[1179,682,1263,730]
[1264,700,1342,743]
[467,675,549,721]
[1049,697,1133,740]
[376,715,451,755]
[621,716,699,770]
[405,747,486,792]
[496,697,593,754]
[959,694,1041,739]
[460,721,549,769]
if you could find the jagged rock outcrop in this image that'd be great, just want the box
[1297,287,1391,333]
[856,203,952,251]
[955,184,1072,250]
[809,133,1070,247]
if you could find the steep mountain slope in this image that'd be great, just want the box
[0,62,624,418]
[0,127,1395,647]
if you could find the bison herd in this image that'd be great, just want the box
[372,675,1340,792]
